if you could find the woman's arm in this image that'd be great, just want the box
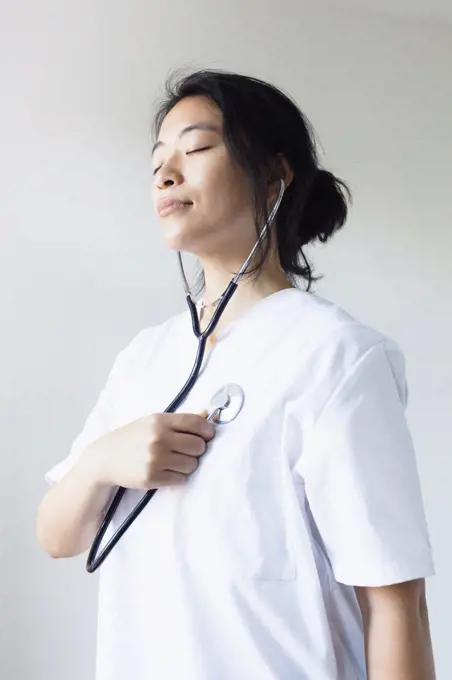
[355,579,436,680]
[37,411,214,559]
[37,443,113,558]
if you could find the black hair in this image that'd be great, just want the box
[153,69,351,290]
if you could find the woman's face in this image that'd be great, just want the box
[151,96,256,260]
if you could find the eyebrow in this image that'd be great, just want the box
[152,123,221,155]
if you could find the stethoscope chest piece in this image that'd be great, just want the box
[86,180,286,573]
[208,383,245,424]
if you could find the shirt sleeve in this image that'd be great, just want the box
[295,339,435,587]
[45,328,151,486]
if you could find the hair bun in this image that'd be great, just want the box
[299,169,350,244]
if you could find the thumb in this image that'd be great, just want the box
[198,407,220,424]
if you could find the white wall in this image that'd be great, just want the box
[326,0,452,24]
[1,1,451,678]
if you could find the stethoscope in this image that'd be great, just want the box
[86,179,286,573]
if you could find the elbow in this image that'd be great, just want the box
[37,531,62,559]
[36,515,65,559]
[41,544,66,560]
[37,526,79,559]
[36,500,78,560]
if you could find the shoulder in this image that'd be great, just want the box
[288,289,407,400]
[293,289,401,352]
[290,289,377,340]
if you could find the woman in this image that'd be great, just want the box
[37,70,435,680]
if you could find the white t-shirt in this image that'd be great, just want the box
[46,288,434,680]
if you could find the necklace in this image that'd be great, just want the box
[194,295,222,313]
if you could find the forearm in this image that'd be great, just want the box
[37,445,114,558]
[357,581,435,680]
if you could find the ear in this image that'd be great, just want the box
[269,153,294,188]
[279,154,294,187]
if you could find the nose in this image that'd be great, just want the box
[155,160,184,190]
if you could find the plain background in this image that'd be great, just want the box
[1,1,451,678]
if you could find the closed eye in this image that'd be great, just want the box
[186,146,212,155]
[153,146,212,175]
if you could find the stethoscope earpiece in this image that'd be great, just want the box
[86,179,285,574]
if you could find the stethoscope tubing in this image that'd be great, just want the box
[86,180,285,573]
[86,283,237,573]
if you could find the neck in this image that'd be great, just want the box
[198,254,294,333]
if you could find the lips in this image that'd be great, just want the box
[157,198,193,217]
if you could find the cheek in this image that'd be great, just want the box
[198,165,252,219]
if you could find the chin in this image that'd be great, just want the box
[161,221,209,255]
[163,232,193,253]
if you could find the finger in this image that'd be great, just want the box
[198,407,220,424]
[167,431,207,457]
[151,470,187,487]
[164,413,215,440]
[164,451,200,475]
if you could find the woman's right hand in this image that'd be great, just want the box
[89,412,215,490]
